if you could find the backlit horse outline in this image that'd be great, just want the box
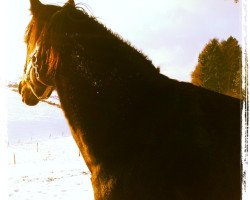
[19,0,241,199]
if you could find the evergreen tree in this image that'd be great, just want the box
[192,38,225,93]
[191,63,202,86]
[220,36,242,98]
[191,37,242,99]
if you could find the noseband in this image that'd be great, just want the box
[23,45,54,100]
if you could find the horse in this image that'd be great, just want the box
[19,0,241,199]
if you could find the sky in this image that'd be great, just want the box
[0,0,242,83]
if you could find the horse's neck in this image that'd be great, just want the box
[56,32,160,131]
[54,31,161,172]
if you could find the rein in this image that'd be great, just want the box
[24,45,54,100]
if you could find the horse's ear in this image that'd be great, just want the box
[66,0,75,6]
[30,0,43,15]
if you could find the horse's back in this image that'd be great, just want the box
[109,74,241,200]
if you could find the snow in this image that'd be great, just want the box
[6,88,94,200]
[8,137,94,200]
[0,86,8,200]
[7,88,71,144]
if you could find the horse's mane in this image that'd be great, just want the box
[33,3,105,76]
[25,3,158,79]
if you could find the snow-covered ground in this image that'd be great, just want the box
[5,88,94,200]
[7,89,71,144]
[8,137,94,200]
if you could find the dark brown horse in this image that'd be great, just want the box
[19,0,241,199]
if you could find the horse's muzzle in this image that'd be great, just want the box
[18,81,39,106]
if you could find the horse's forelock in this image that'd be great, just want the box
[25,19,41,56]
[25,4,90,78]
[24,4,64,76]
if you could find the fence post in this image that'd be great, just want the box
[13,153,16,165]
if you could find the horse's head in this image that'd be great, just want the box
[19,0,76,106]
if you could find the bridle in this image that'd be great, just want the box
[23,44,54,100]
